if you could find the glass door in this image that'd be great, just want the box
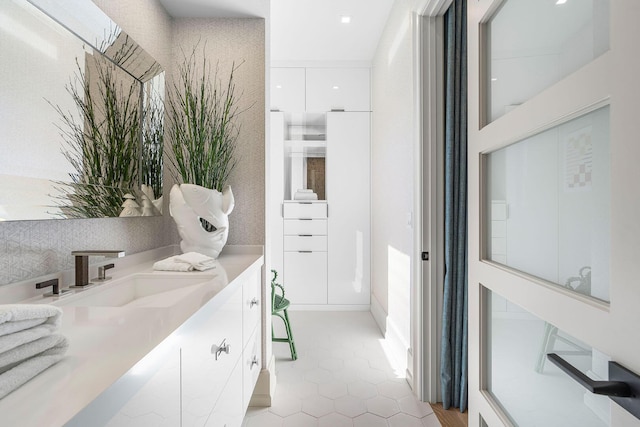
[468,0,640,426]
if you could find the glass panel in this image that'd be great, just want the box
[485,106,610,301]
[486,288,610,427]
[487,0,610,122]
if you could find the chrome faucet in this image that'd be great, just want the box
[71,250,125,288]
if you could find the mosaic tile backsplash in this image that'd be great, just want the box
[0,216,172,285]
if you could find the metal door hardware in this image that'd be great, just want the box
[548,353,640,420]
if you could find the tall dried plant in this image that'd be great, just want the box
[167,46,244,192]
[51,56,141,218]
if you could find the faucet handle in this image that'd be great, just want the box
[36,278,71,297]
[95,263,115,282]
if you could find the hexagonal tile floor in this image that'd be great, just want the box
[243,311,441,427]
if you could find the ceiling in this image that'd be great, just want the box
[158,0,395,63]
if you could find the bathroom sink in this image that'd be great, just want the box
[59,273,214,308]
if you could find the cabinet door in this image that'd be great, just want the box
[243,327,262,409]
[270,112,285,283]
[67,341,181,427]
[306,68,370,112]
[271,68,305,112]
[283,251,328,304]
[242,269,261,348]
[326,112,371,305]
[181,287,242,427]
[203,358,243,427]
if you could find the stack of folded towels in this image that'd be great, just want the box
[152,251,217,272]
[294,189,318,201]
[0,304,68,399]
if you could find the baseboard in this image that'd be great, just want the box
[370,293,387,335]
[249,355,276,407]
[370,293,409,375]
[289,304,370,311]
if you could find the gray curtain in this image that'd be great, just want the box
[440,0,468,412]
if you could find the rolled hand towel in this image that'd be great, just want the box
[0,334,68,374]
[175,252,217,271]
[0,335,68,399]
[0,305,62,338]
[153,252,217,272]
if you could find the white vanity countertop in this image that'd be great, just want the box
[0,247,264,427]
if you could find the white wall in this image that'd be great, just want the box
[370,0,418,366]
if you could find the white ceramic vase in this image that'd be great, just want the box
[169,183,235,259]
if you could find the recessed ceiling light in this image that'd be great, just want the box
[341,16,351,24]
[276,85,282,89]
[556,0,567,4]
[332,86,340,90]
[491,78,498,82]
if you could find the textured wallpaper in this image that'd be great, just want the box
[0,3,266,287]
[172,18,266,248]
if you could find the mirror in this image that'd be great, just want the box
[0,0,164,220]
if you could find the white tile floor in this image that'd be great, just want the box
[243,311,441,427]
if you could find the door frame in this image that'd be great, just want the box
[412,0,452,403]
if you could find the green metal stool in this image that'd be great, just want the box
[271,269,297,360]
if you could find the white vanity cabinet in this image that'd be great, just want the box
[60,255,264,427]
[306,68,371,112]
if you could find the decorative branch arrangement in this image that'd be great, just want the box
[166,46,244,193]
[51,55,141,218]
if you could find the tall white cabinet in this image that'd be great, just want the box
[326,112,370,305]
[270,67,371,308]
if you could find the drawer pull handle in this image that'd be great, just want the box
[250,356,259,369]
[300,218,312,221]
[211,339,230,360]
[250,297,259,308]
[298,251,312,253]
[298,234,312,237]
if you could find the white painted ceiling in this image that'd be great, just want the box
[157,0,395,63]
[270,0,395,63]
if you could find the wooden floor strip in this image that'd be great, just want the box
[430,403,469,427]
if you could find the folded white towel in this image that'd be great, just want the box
[175,252,217,271]
[294,192,318,200]
[152,257,193,272]
[0,305,62,338]
[0,335,68,399]
[0,334,68,374]
[0,323,58,355]
[153,252,217,272]
[296,189,313,193]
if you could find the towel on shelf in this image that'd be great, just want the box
[153,252,217,272]
[294,191,318,201]
[0,305,62,338]
[0,334,68,374]
[0,335,68,399]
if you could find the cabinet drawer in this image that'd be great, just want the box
[283,202,327,219]
[243,327,262,409]
[284,251,327,304]
[284,235,327,251]
[242,269,261,343]
[284,219,327,235]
